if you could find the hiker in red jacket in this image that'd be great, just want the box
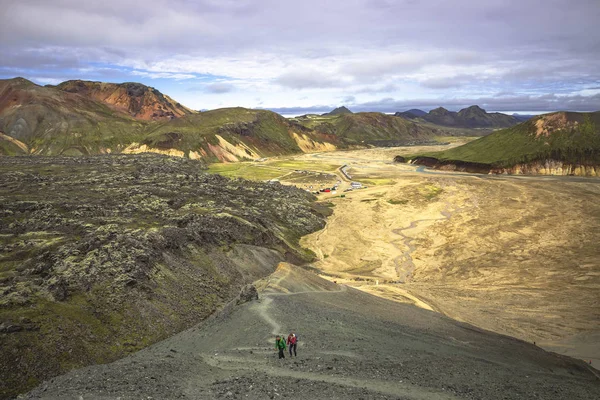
[287,333,297,357]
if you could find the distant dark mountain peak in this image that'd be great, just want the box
[460,105,487,113]
[416,105,520,129]
[322,106,353,116]
[430,107,453,116]
[458,105,488,119]
[405,108,427,116]
[394,109,427,119]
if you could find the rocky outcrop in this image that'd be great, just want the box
[410,156,493,174]
[492,160,600,176]
[411,156,600,177]
[236,284,259,304]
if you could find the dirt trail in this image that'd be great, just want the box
[203,353,460,400]
[24,263,600,400]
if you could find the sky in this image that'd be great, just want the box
[1,0,599,115]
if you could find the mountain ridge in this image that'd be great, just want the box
[54,80,196,121]
[409,111,600,175]
[395,105,522,128]
[321,106,353,116]
[0,78,440,159]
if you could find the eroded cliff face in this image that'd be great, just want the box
[492,160,600,176]
[410,156,600,177]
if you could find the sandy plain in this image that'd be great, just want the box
[263,144,600,367]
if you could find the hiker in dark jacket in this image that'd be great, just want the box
[287,333,297,357]
[275,335,287,359]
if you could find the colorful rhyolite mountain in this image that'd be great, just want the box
[0,79,438,159]
[55,80,195,121]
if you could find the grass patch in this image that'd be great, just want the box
[418,184,443,200]
[359,178,396,186]
[207,163,283,181]
[267,160,341,172]
[388,198,409,205]
[433,136,480,144]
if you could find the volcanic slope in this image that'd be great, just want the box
[0,79,335,159]
[0,155,327,399]
[55,80,196,121]
[24,263,600,400]
[411,111,600,175]
[130,107,339,162]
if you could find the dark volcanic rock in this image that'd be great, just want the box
[236,284,259,304]
[0,154,326,399]
[322,106,353,116]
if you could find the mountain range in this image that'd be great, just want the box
[396,105,522,128]
[0,78,445,159]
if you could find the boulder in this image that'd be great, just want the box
[237,284,259,304]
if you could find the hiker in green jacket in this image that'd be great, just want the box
[275,335,287,359]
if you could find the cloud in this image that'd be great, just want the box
[420,75,476,89]
[205,82,235,93]
[275,70,348,89]
[130,70,196,80]
[351,93,600,113]
[263,105,334,116]
[0,0,599,112]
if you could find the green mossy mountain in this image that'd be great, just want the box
[410,111,600,175]
[294,112,438,146]
[140,107,337,162]
[0,154,327,398]
[321,106,353,116]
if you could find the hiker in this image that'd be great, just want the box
[287,333,297,357]
[275,335,287,359]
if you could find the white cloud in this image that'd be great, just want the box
[1,0,599,112]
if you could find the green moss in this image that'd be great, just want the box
[359,178,396,186]
[388,198,409,205]
[419,184,443,200]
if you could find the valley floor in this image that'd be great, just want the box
[24,264,600,399]
[294,147,600,366]
[20,145,600,399]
